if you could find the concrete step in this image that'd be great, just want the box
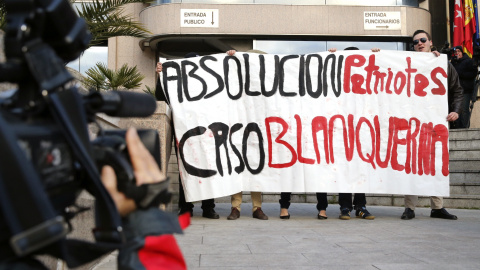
[450,139,480,149]
[449,129,480,150]
[366,194,480,209]
[450,159,480,170]
[450,183,480,195]
[449,128,480,140]
[450,170,480,183]
[170,189,480,210]
[250,193,480,209]
[449,148,480,159]
[167,163,179,173]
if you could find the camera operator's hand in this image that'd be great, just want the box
[101,128,164,216]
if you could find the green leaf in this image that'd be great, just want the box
[0,1,7,30]
[77,0,151,47]
[143,85,155,96]
[81,62,145,91]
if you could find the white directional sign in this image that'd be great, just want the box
[181,9,219,28]
[364,11,401,30]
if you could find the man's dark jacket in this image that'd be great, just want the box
[447,62,464,115]
[452,54,477,93]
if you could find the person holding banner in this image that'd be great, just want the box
[156,52,220,219]
[399,29,463,220]
[279,192,328,219]
[225,49,269,221]
[451,45,477,129]
[328,46,376,220]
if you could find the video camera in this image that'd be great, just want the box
[0,0,170,267]
[472,38,480,67]
[439,41,456,61]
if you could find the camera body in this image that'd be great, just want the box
[0,0,167,267]
[472,39,480,67]
[0,106,80,213]
[439,41,456,61]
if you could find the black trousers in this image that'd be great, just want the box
[338,193,367,211]
[174,131,215,211]
[279,192,328,211]
[178,175,215,211]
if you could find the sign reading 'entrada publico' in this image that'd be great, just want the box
[180,9,219,28]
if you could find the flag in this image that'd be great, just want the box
[473,0,479,46]
[464,0,477,57]
[454,0,465,47]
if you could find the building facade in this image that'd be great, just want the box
[110,0,432,91]
[105,1,437,184]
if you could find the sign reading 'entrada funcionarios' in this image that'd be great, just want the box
[180,9,219,28]
[364,11,401,30]
[159,51,450,202]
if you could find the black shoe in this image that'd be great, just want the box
[355,206,375,220]
[178,208,193,217]
[317,214,327,220]
[339,208,351,220]
[401,208,415,220]
[202,208,220,219]
[430,208,457,220]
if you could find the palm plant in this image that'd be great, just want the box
[0,1,6,30]
[143,84,155,96]
[2,0,152,92]
[81,62,145,91]
[76,0,151,47]
[1,0,151,47]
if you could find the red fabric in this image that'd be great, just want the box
[464,0,477,56]
[454,0,465,47]
[138,235,187,270]
[178,212,191,230]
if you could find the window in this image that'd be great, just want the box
[66,46,108,74]
[254,40,406,55]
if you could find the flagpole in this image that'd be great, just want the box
[447,0,451,45]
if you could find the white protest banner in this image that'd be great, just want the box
[159,51,450,202]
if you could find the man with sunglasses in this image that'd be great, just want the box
[401,30,464,220]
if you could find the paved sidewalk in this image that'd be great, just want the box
[93,203,480,270]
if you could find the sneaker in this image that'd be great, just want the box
[339,208,351,220]
[355,206,375,220]
[430,208,457,220]
[401,208,415,220]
